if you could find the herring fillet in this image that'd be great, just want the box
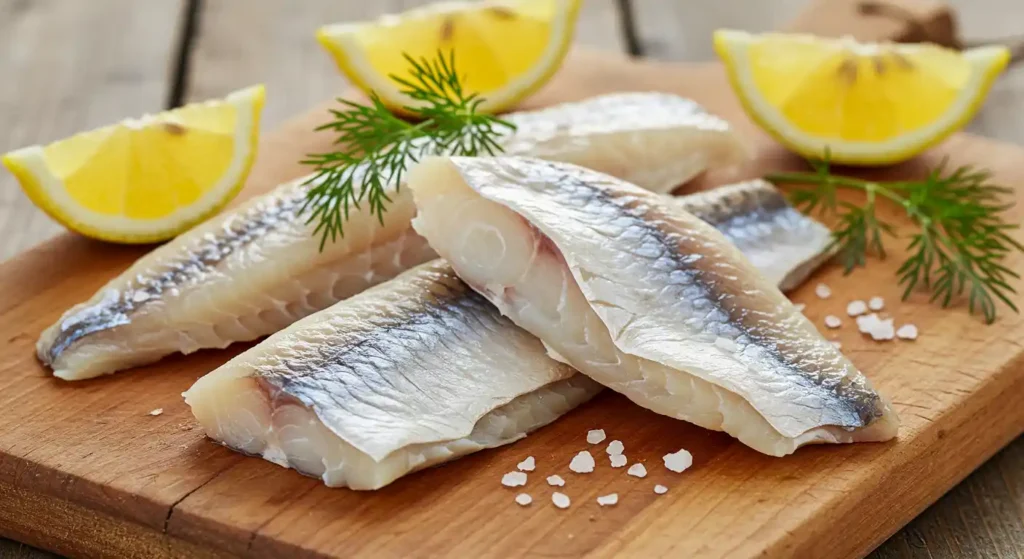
[184,182,832,489]
[183,261,604,490]
[671,179,836,292]
[38,92,748,380]
[408,156,900,457]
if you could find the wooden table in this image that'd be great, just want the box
[0,1,1021,557]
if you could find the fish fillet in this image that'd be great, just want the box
[39,92,748,380]
[184,261,604,490]
[409,156,900,457]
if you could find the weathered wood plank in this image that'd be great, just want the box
[0,0,187,262]
[184,0,626,128]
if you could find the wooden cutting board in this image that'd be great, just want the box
[1,48,1023,559]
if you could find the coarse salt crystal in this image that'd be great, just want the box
[502,471,528,487]
[610,454,627,468]
[569,450,595,473]
[547,474,565,487]
[897,324,918,340]
[596,493,619,506]
[586,429,606,444]
[867,316,895,341]
[815,283,832,299]
[856,313,881,334]
[654,484,669,495]
[606,440,624,456]
[824,315,842,329]
[515,493,532,506]
[627,463,647,478]
[714,337,737,352]
[846,300,867,316]
[663,449,693,473]
[148,408,163,416]
[517,456,536,472]
[552,492,571,509]
[869,296,885,311]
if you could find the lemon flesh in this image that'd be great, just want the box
[714,30,1010,164]
[317,0,581,114]
[2,86,265,243]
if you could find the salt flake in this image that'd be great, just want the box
[502,471,528,487]
[815,283,832,299]
[610,454,627,468]
[869,317,895,341]
[148,408,163,416]
[856,313,881,334]
[627,463,647,478]
[569,451,595,473]
[868,296,885,311]
[663,449,693,473]
[547,474,565,487]
[846,300,867,316]
[552,492,571,509]
[824,315,842,329]
[606,440,624,456]
[897,324,918,340]
[517,456,536,472]
[654,484,669,495]
[586,429,606,444]
[515,493,532,506]
[596,493,619,506]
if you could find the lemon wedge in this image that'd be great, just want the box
[317,0,581,114]
[713,30,1010,164]
[2,85,265,244]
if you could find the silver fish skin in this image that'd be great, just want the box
[671,179,836,292]
[39,92,748,381]
[184,261,603,490]
[408,156,900,457]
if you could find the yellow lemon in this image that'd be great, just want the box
[2,86,265,243]
[317,0,581,114]
[714,30,1010,165]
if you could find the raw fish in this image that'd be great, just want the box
[409,156,900,457]
[39,93,747,380]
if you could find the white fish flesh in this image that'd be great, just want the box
[39,92,748,380]
[408,156,900,457]
[184,182,831,488]
[184,261,603,490]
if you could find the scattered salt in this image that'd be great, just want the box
[856,313,881,334]
[547,474,565,487]
[868,296,885,311]
[596,493,619,506]
[815,283,832,299]
[654,484,669,495]
[515,493,532,506]
[794,303,807,312]
[569,451,596,473]
[502,471,528,487]
[869,317,895,341]
[663,449,693,473]
[897,324,919,340]
[148,408,163,416]
[627,463,647,478]
[517,456,536,472]
[846,300,867,316]
[609,454,627,468]
[552,492,571,509]
[606,440,624,456]
[824,315,842,329]
[586,429,606,444]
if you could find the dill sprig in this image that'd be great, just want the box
[768,156,1023,323]
[300,50,516,249]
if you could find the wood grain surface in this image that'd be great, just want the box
[1,1,1022,557]
[0,48,1023,558]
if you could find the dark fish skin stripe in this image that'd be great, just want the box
[477,158,884,430]
[253,265,516,408]
[676,181,790,230]
[45,184,309,363]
